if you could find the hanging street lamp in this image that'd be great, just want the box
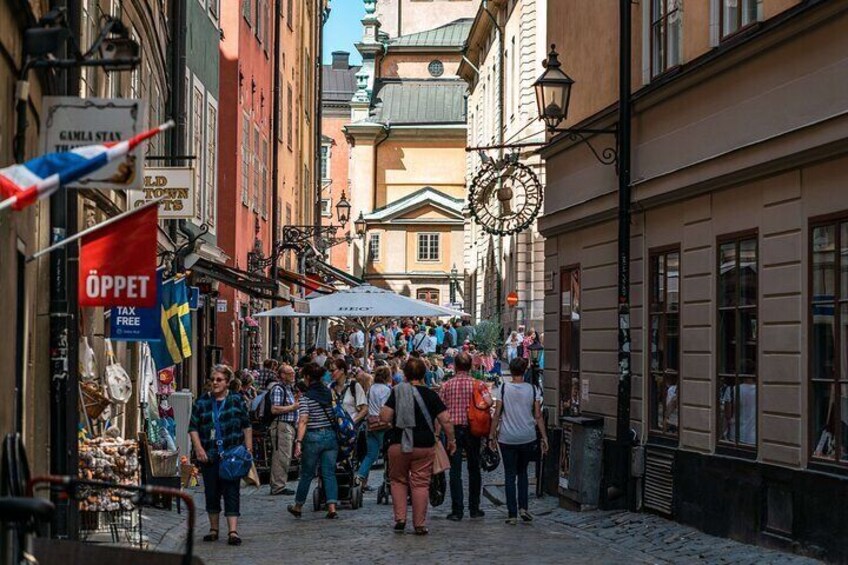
[533,46,575,132]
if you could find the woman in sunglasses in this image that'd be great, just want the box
[189,364,253,546]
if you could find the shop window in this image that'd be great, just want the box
[650,0,682,77]
[559,267,580,417]
[417,288,440,305]
[809,220,848,464]
[369,232,380,262]
[649,249,680,439]
[717,234,758,450]
[720,0,761,38]
[417,233,440,262]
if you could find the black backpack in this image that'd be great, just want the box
[255,384,285,426]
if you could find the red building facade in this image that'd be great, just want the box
[217,1,275,368]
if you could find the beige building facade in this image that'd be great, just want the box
[540,0,848,559]
[460,0,547,332]
[345,0,475,304]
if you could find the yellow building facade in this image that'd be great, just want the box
[345,1,475,305]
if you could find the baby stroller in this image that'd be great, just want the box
[376,436,392,505]
[313,436,364,510]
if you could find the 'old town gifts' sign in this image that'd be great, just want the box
[128,167,196,219]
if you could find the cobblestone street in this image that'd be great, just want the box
[148,468,821,564]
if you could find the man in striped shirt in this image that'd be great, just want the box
[439,352,492,520]
[269,364,299,495]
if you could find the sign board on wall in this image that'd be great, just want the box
[41,97,147,191]
[128,167,196,218]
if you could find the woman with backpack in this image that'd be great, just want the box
[189,364,252,546]
[288,362,341,519]
[380,357,457,535]
[488,357,549,525]
[330,358,368,424]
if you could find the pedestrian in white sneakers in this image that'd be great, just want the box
[488,357,549,525]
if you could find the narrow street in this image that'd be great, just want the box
[149,469,818,565]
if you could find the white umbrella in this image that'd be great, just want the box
[255,284,467,319]
[256,284,467,358]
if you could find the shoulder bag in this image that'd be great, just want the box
[213,397,253,481]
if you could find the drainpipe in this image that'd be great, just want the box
[371,123,390,210]
[614,0,636,510]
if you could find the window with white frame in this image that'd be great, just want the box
[253,126,261,211]
[369,232,380,262]
[241,113,250,206]
[320,145,330,180]
[417,233,440,262]
[261,137,268,217]
[206,99,218,230]
[192,85,204,222]
[651,0,682,77]
[320,198,331,217]
[720,0,761,38]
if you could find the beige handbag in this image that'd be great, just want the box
[104,339,133,403]
[433,441,451,474]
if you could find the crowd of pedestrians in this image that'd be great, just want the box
[189,317,547,543]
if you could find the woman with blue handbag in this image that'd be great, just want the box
[189,364,253,546]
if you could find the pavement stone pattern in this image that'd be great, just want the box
[139,465,820,565]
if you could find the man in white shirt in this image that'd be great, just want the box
[350,328,365,351]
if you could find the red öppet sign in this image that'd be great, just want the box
[79,204,158,308]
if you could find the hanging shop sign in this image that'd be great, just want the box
[79,205,158,308]
[109,270,163,341]
[41,96,147,191]
[468,157,543,236]
[128,167,196,218]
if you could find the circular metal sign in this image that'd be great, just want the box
[468,159,543,236]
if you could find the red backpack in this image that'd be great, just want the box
[467,381,493,437]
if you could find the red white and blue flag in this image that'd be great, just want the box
[0,120,174,212]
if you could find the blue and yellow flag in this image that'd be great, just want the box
[149,275,192,371]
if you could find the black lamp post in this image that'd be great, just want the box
[528,340,544,388]
[450,263,458,304]
[533,1,634,509]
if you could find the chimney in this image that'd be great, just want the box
[332,51,350,70]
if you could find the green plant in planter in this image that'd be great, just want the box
[473,319,502,356]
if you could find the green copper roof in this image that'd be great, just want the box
[389,18,473,49]
[370,79,467,124]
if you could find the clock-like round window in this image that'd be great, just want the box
[428,60,444,78]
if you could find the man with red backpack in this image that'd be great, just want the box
[439,352,493,521]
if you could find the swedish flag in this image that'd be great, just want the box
[150,276,193,371]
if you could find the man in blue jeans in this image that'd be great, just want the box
[439,352,493,520]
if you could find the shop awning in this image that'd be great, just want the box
[191,258,291,301]
[311,258,365,287]
[277,267,335,295]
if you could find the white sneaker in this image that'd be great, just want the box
[519,509,533,522]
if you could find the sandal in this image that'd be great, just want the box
[287,505,302,518]
[394,521,406,533]
[227,531,242,546]
[414,526,429,536]
[202,529,219,542]
[326,511,339,519]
